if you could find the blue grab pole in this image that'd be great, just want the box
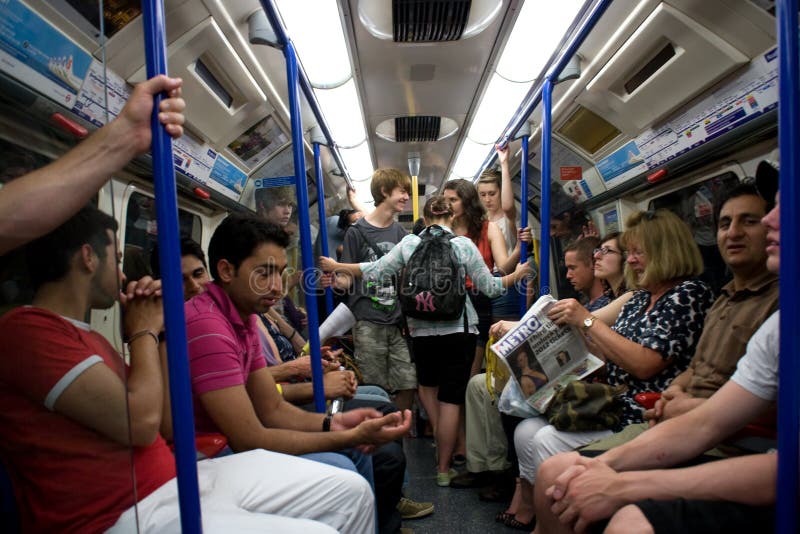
[519,136,529,315]
[140,1,202,532]
[776,0,800,531]
[539,78,553,296]
[314,142,334,316]
[285,42,326,413]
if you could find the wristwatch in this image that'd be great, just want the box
[582,315,598,331]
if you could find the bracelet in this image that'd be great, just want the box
[126,329,159,346]
[322,413,333,432]
[288,329,299,340]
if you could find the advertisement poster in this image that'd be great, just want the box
[0,0,92,107]
[595,140,647,189]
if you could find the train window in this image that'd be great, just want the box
[649,171,740,295]
[123,192,202,282]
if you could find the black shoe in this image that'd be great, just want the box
[449,471,489,489]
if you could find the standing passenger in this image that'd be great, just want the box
[321,196,530,486]
[478,146,521,322]
[329,168,417,414]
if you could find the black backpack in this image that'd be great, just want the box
[399,225,467,321]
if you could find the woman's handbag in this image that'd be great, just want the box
[545,381,627,432]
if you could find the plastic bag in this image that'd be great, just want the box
[497,379,540,419]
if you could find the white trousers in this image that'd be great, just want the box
[514,416,612,483]
[107,449,375,534]
[465,373,510,473]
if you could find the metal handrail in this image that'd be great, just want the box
[141,0,202,532]
[775,0,799,531]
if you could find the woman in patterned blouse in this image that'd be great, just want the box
[505,209,715,529]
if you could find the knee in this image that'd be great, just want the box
[536,453,581,489]
[340,469,375,510]
[466,374,484,399]
[373,441,406,474]
[604,505,654,534]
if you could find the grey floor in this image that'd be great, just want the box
[401,436,515,534]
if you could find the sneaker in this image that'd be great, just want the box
[399,528,415,534]
[452,453,467,467]
[436,468,458,487]
[397,497,434,519]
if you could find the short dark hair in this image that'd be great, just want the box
[208,213,290,280]
[26,205,118,289]
[713,182,773,228]
[564,236,600,265]
[337,209,358,232]
[150,236,207,278]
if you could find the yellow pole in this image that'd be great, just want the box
[412,175,419,220]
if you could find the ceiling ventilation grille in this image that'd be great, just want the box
[394,116,442,142]
[393,0,472,42]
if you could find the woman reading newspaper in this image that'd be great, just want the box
[320,196,530,487]
[495,210,715,530]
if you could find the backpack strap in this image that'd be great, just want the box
[351,223,386,259]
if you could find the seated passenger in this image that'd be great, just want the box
[452,237,613,498]
[150,236,211,301]
[183,214,412,532]
[592,232,628,299]
[508,209,715,528]
[320,195,531,487]
[533,193,782,534]
[0,206,373,533]
[563,236,609,311]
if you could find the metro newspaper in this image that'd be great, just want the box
[491,295,604,413]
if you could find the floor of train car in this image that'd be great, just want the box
[402,436,514,533]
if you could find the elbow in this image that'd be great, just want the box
[130,417,163,447]
[630,366,662,381]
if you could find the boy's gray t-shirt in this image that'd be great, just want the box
[341,217,407,324]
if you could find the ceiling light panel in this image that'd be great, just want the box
[315,78,368,148]
[452,138,493,178]
[339,140,375,184]
[274,0,352,88]
[495,0,586,83]
[467,73,532,144]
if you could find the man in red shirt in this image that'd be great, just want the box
[0,206,374,533]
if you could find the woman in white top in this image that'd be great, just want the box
[321,196,530,486]
[477,145,523,322]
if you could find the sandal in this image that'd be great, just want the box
[495,511,514,523]
[503,515,536,531]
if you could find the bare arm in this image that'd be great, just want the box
[0,76,185,254]
[55,279,165,446]
[549,297,667,380]
[594,291,633,326]
[199,368,359,454]
[496,145,517,226]
[488,221,520,274]
[347,186,370,214]
[601,380,772,472]
[548,452,775,532]
[265,309,305,354]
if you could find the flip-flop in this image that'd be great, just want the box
[495,511,514,523]
[503,515,536,531]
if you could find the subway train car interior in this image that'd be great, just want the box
[0,0,797,532]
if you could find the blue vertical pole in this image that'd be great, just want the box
[539,78,554,296]
[519,136,529,315]
[285,42,326,413]
[140,1,202,532]
[776,0,799,531]
[314,142,334,316]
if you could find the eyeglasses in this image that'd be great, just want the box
[624,249,646,260]
[594,246,622,256]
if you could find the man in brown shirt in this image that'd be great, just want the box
[645,184,778,424]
